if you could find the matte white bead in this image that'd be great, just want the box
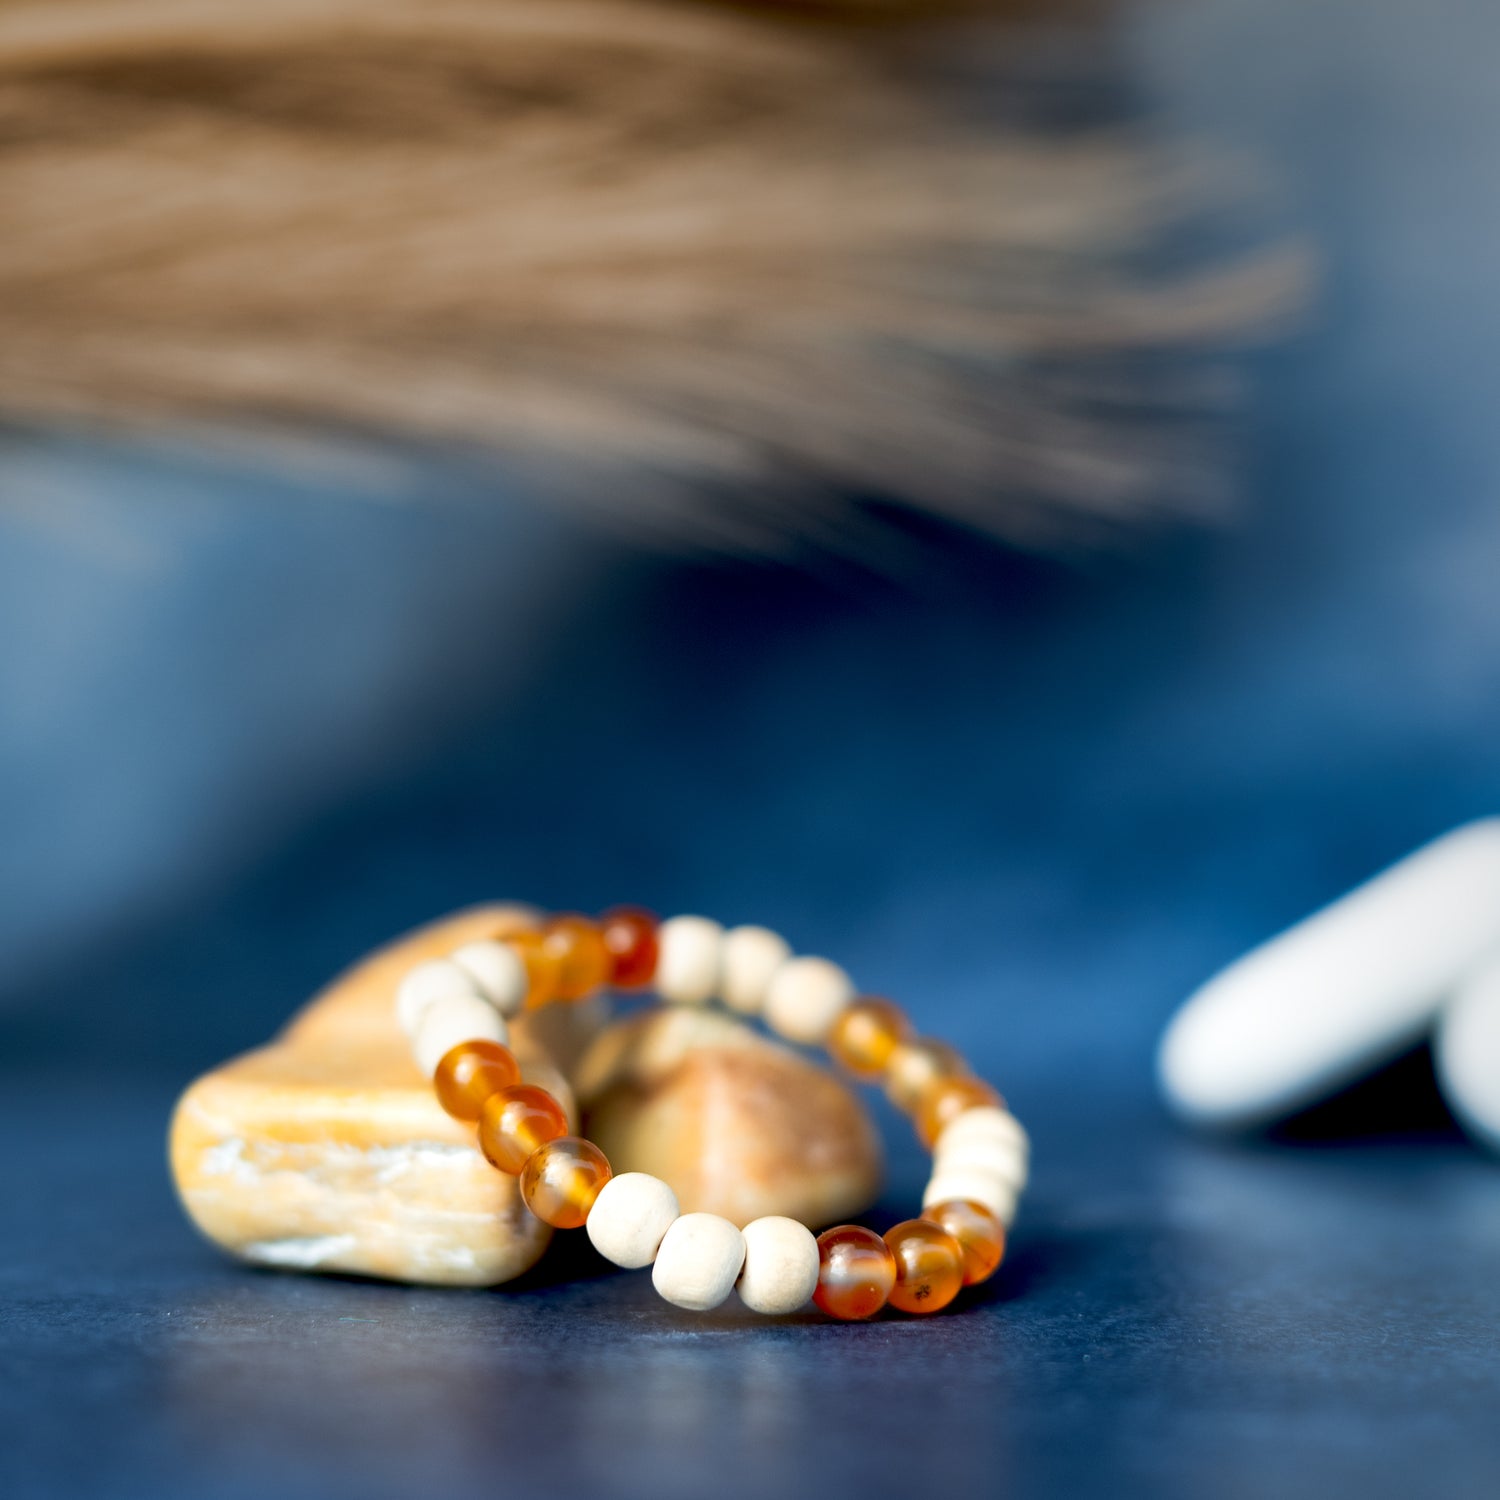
[1158,818,1500,1129]
[656,916,725,1005]
[936,1105,1030,1161]
[737,1215,820,1315]
[1435,953,1500,1155]
[411,992,508,1078]
[933,1135,1028,1193]
[763,956,854,1045]
[586,1173,680,1269]
[923,1168,1018,1227]
[720,925,792,1015]
[395,957,478,1037]
[450,940,529,1019]
[652,1212,746,1311]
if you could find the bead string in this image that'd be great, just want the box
[395,908,1028,1318]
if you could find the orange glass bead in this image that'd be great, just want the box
[883,1218,965,1314]
[541,914,612,1001]
[478,1084,568,1174]
[923,1199,1006,1286]
[883,1037,969,1113]
[828,996,913,1079]
[813,1225,897,1320]
[520,1136,612,1229]
[508,929,562,1010]
[598,906,660,989]
[432,1039,520,1122]
[914,1075,1003,1149]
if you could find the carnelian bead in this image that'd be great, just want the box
[541,914,612,1001]
[883,1218,965,1314]
[923,1199,1006,1286]
[432,1039,520,1122]
[508,929,562,1011]
[828,996,912,1079]
[598,906,660,989]
[914,1076,1003,1150]
[883,1037,969,1113]
[478,1084,568,1174]
[813,1225,897,1320]
[520,1136,612,1229]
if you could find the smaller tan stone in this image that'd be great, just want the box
[575,1007,882,1230]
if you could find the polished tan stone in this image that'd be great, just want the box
[575,1007,882,1230]
[169,905,595,1287]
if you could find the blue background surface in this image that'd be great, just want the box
[4,2,1500,1495]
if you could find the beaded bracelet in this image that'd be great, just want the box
[395,908,1028,1319]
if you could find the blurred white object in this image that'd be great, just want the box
[1436,956,1500,1154]
[1158,819,1500,1129]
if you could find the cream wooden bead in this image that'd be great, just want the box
[737,1215,820,1315]
[651,1212,746,1311]
[934,1135,1028,1193]
[923,1167,1018,1227]
[450,940,529,1019]
[395,957,478,1037]
[411,992,508,1078]
[935,1105,1029,1160]
[656,916,725,1005]
[586,1172,679,1269]
[763,956,854,1045]
[720,925,792,1015]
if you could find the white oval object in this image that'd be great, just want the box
[737,1216,820,1315]
[1435,954,1500,1155]
[935,1106,1029,1162]
[1158,819,1500,1130]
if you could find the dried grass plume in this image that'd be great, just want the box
[0,0,1305,552]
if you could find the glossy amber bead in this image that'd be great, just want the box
[478,1084,568,1174]
[828,997,912,1079]
[541,914,612,1001]
[813,1225,897,1320]
[883,1218,965,1314]
[520,1136,612,1229]
[914,1076,1003,1150]
[432,1039,520,1122]
[883,1037,969,1113]
[923,1198,1006,1286]
[508,929,562,1011]
[598,906,660,989]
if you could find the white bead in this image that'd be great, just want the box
[1435,953,1500,1155]
[450,939,528,1019]
[1158,818,1500,1129]
[933,1135,1028,1193]
[586,1173,680,1269]
[720,925,792,1015]
[763,956,854,1045]
[935,1105,1029,1160]
[737,1216,820,1315]
[923,1167,1019,1227]
[395,958,479,1036]
[652,1212,746,1311]
[656,916,725,1005]
[411,992,508,1078]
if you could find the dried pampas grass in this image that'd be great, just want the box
[0,0,1304,553]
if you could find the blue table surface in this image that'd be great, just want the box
[5,2,1500,1496]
